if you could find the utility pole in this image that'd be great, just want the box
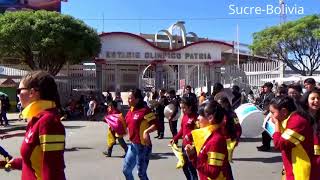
[237,24,240,69]
[279,0,286,25]
[279,0,286,82]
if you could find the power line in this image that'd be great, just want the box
[77,15,306,21]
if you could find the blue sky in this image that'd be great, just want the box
[61,0,320,44]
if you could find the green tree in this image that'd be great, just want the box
[250,15,320,76]
[0,10,101,75]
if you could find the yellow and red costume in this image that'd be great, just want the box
[312,132,320,178]
[272,112,314,180]
[173,113,197,146]
[8,100,66,180]
[105,109,127,147]
[221,114,242,161]
[189,125,232,180]
[125,106,156,145]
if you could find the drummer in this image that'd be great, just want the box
[256,82,275,152]
[167,89,180,137]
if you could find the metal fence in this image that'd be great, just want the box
[0,64,97,105]
[221,61,282,90]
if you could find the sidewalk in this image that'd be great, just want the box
[0,113,27,134]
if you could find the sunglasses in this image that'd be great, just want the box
[16,88,29,95]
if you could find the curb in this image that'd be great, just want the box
[1,125,26,133]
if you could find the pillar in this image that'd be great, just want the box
[155,61,164,90]
[95,62,103,93]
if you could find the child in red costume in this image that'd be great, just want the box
[170,96,198,180]
[299,89,320,178]
[270,96,315,180]
[185,101,232,180]
[6,71,66,180]
[103,101,127,157]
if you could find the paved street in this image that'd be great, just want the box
[0,118,282,180]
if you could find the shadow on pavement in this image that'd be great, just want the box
[233,155,282,163]
[240,137,261,142]
[150,152,175,160]
[64,125,85,129]
[65,147,93,152]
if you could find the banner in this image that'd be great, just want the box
[0,0,64,13]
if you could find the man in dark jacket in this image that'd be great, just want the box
[257,82,275,151]
[155,89,168,139]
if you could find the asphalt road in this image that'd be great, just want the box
[0,120,282,180]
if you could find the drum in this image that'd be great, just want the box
[164,104,178,120]
[262,113,275,136]
[235,103,264,137]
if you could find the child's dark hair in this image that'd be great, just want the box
[21,70,61,109]
[198,101,224,124]
[218,97,237,139]
[129,88,144,108]
[270,96,314,125]
[180,96,198,114]
[107,101,118,109]
[300,89,320,124]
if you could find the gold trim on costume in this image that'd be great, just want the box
[281,133,301,145]
[284,129,305,141]
[314,145,320,155]
[39,135,65,144]
[41,143,65,152]
[208,159,223,166]
[207,152,225,160]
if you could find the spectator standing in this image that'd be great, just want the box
[87,96,97,121]
[167,89,180,137]
[257,82,275,151]
[0,95,9,126]
[155,89,168,139]
[183,85,198,105]
[287,84,302,101]
[304,78,317,92]
[231,85,241,110]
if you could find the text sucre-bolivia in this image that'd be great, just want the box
[229,4,304,15]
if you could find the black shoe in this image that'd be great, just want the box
[257,145,271,152]
[102,151,111,157]
[154,135,159,139]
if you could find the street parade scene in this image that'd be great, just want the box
[1,0,320,180]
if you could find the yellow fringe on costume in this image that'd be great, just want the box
[226,138,237,162]
[170,143,185,169]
